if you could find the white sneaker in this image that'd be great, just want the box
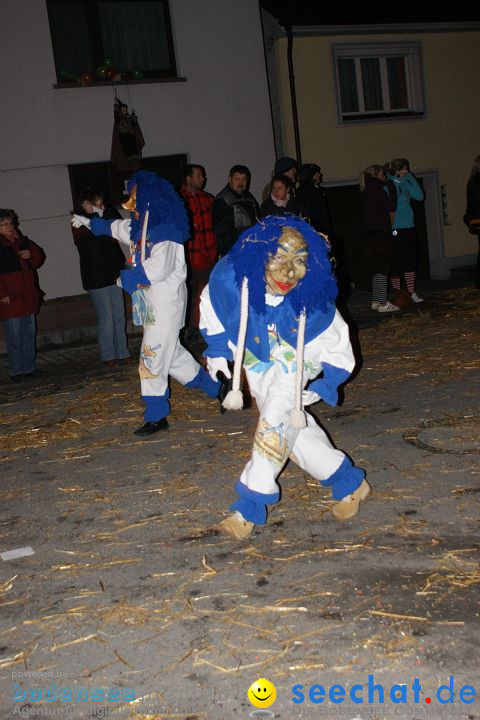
[410,292,424,303]
[378,302,400,312]
[371,301,379,310]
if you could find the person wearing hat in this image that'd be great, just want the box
[296,163,332,236]
[261,157,298,202]
[200,215,370,540]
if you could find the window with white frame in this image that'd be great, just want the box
[332,41,425,123]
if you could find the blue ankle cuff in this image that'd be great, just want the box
[320,456,365,500]
[185,366,220,398]
[230,481,280,525]
[143,392,170,422]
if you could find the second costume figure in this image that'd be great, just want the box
[73,171,224,436]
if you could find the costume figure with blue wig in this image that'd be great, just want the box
[72,171,223,436]
[200,215,370,539]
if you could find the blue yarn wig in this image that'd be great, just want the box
[227,214,338,315]
[127,170,189,243]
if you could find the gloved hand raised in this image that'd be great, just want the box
[206,356,231,381]
[71,214,91,230]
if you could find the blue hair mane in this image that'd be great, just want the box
[227,214,338,315]
[128,171,189,243]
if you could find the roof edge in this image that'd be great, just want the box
[281,21,480,36]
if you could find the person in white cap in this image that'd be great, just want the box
[200,215,370,540]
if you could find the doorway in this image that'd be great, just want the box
[325,172,443,289]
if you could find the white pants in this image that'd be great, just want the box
[240,362,346,496]
[139,323,200,397]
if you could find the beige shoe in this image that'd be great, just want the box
[332,480,371,520]
[218,512,254,540]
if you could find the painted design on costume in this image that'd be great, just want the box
[131,289,156,326]
[253,419,288,467]
[139,358,157,379]
[139,343,162,377]
[244,325,317,376]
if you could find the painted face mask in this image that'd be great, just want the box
[265,227,308,296]
[122,185,139,219]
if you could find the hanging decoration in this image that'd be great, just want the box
[110,89,145,172]
[80,72,93,86]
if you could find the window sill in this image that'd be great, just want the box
[339,111,425,125]
[53,77,186,89]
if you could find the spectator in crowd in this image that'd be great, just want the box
[297,163,353,299]
[180,164,217,343]
[71,187,131,367]
[463,154,480,289]
[296,163,332,235]
[259,174,304,219]
[386,158,425,304]
[359,165,399,313]
[0,209,45,382]
[261,156,298,202]
[212,165,258,256]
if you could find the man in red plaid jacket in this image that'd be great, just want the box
[180,164,218,342]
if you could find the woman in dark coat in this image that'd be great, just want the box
[463,155,480,288]
[259,174,304,219]
[0,209,45,381]
[72,187,130,366]
[296,163,331,235]
[359,165,399,312]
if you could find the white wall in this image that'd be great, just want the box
[0,0,276,298]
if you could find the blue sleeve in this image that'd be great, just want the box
[120,265,150,296]
[405,173,424,201]
[90,217,115,237]
[201,331,233,361]
[309,363,350,406]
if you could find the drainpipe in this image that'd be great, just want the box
[285,24,302,166]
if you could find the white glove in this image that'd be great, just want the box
[302,390,321,406]
[206,356,231,381]
[71,214,91,230]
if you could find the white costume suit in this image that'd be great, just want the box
[200,284,365,525]
[92,217,219,423]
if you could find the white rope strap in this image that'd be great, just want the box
[290,309,307,428]
[222,277,249,411]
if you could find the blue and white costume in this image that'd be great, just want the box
[89,172,219,424]
[200,216,365,526]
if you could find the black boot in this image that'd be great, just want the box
[134,418,169,436]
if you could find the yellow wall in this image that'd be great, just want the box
[275,31,480,259]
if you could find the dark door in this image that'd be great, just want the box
[68,154,187,208]
[325,181,430,290]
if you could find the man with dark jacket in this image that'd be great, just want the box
[212,165,259,256]
[71,187,130,366]
[0,209,45,382]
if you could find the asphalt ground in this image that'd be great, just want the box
[0,284,479,720]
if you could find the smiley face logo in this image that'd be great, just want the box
[247,678,276,708]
